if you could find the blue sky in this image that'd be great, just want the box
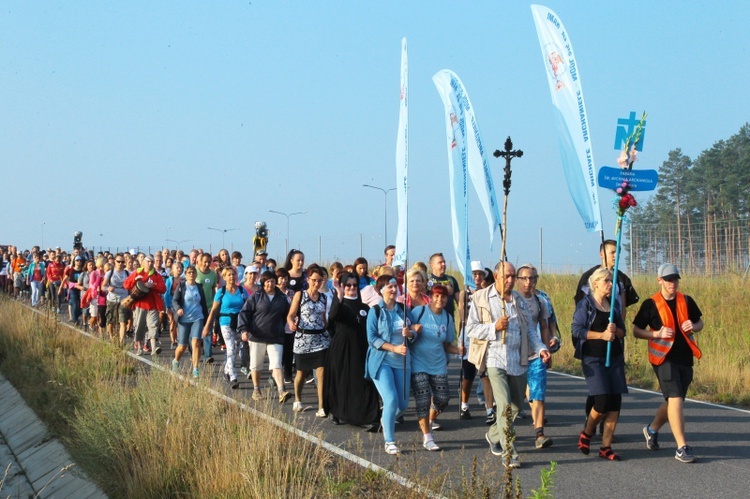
[2,1,748,273]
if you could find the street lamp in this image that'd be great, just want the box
[166,239,192,249]
[207,227,239,249]
[41,222,46,249]
[362,184,396,247]
[268,210,307,256]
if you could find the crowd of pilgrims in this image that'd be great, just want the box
[3,241,647,463]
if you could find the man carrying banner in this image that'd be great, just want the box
[632,263,703,463]
[467,262,550,468]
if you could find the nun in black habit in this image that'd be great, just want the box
[324,271,381,430]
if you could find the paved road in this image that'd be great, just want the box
[52,316,750,498]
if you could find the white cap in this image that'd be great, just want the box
[470,261,486,276]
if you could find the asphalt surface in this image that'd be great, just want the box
[48,315,750,498]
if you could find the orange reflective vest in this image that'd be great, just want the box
[648,291,701,365]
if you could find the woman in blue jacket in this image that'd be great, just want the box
[365,275,419,456]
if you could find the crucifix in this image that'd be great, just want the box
[493,136,523,343]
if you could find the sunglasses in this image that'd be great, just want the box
[115,260,125,264]
[344,282,358,288]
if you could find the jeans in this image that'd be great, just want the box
[203,322,214,361]
[371,363,410,443]
[30,281,43,306]
[486,367,527,458]
[177,318,204,346]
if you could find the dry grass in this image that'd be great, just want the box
[0,297,507,498]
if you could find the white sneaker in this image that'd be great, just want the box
[293,401,303,413]
[315,408,326,418]
[423,439,441,452]
[384,442,400,455]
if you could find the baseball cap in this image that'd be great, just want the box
[245,265,260,274]
[255,250,267,256]
[657,263,680,280]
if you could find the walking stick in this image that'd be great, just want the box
[494,137,523,344]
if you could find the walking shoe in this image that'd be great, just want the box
[430,420,442,431]
[192,368,199,378]
[395,415,405,424]
[152,346,161,356]
[293,401,304,413]
[598,446,621,461]
[203,356,214,364]
[316,408,327,418]
[240,367,249,376]
[384,442,400,455]
[423,439,441,452]
[171,359,179,372]
[143,344,151,353]
[305,373,315,384]
[485,410,496,426]
[485,433,503,456]
[279,391,292,404]
[230,378,239,390]
[252,389,263,401]
[135,348,143,356]
[220,344,226,351]
[459,408,472,420]
[517,409,527,419]
[504,456,521,469]
[643,426,660,450]
[535,434,553,449]
[675,445,696,463]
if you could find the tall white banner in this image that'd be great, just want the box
[531,4,602,232]
[433,71,471,287]
[393,38,408,267]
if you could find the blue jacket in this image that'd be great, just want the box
[571,294,624,360]
[364,301,412,379]
[24,261,46,280]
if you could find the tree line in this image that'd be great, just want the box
[627,123,750,274]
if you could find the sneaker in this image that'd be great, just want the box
[460,408,472,420]
[675,445,695,463]
[143,345,151,353]
[135,348,143,356]
[477,394,485,405]
[305,374,315,384]
[430,420,442,431]
[395,415,405,424]
[316,408,327,418]
[152,346,162,356]
[240,367,249,376]
[485,411,496,426]
[171,359,179,372]
[220,344,226,351]
[384,442,400,455]
[283,377,293,384]
[252,389,263,401]
[171,342,178,349]
[517,409,527,419]
[485,433,503,456]
[279,391,292,404]
[192,368,199,378]
[535,434,553,449]
[504,456,521,469]
[423,439,441,452]
[204,356,214,364]
[230,378,239,390]
[293,401,303,413]
[643,426,660,451]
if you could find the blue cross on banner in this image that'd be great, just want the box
[613,111,647,151]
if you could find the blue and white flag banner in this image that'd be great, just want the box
[433,71,472,287]
[394,37,408,267]
[531,4,602,232]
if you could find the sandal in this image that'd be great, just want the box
[599,446,621,461]
[578,431,591,455]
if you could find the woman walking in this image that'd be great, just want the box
[572,268,627,461]
[287,265,329,415]
[172,266,208,378]
[238,271,292,403]
[324,271,380,430]
[365,275,418,455]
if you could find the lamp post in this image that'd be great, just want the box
[166,239,192,249]
[362,184,395,247]
[41,222,46,249]
[268,210,306,256]
[207,227,239,249]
